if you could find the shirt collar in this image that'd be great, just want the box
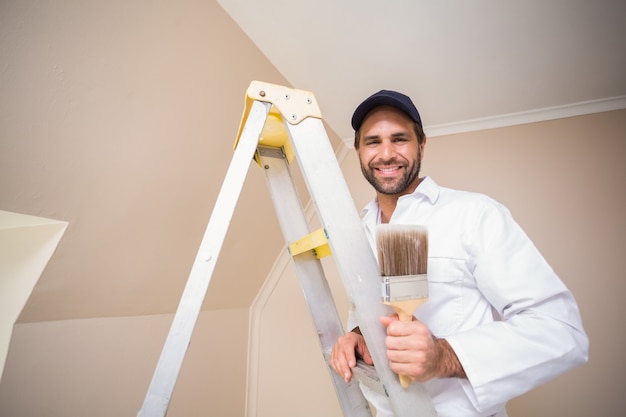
[360,176,440,221]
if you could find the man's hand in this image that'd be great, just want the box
[381,315,466,382]
[330,329,373,383]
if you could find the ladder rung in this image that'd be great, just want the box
[352,361,386,397]
[320,354,386,399]
[288,228,331,259]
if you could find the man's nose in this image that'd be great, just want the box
[379,140,395,159]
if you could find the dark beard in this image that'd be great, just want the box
[360,151,422,196]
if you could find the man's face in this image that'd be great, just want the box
[356,106,424,197]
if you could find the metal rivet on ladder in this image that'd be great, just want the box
[259,90,266,97]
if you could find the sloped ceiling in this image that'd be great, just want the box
[1,0,294,322]
[2,0,625,324]
[218,0,626,141]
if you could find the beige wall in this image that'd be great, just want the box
[1,0,625,416]
[0,309,250,416]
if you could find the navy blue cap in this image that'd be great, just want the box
[351,90,422,131]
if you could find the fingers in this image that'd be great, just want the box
[380,315,396,328]
[359,339,374,365]
[381,315,429,339]
[330,332,360,383]
[331,319,435,385]
[380,316,435,382]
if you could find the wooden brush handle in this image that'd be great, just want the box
[385,298,428,388]
[388,298,428,321]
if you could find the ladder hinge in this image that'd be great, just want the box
[247,80,322,125]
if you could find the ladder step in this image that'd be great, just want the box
[353,361,386,396]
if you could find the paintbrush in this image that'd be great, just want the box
[377,224,429,388]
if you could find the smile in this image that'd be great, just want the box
[376,166,402,174]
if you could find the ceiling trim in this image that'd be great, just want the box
[424,96,626,138]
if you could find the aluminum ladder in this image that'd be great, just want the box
[137,81,437,417]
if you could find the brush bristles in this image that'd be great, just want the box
[377,224,428,276]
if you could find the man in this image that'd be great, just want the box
[329,90,589,417]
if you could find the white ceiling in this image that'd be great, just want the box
[218,0,626,142]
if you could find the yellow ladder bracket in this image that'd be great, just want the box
[289,228,332,259]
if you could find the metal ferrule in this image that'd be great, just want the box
[381,274,429,302]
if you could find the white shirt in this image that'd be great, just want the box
[349,176,589,417]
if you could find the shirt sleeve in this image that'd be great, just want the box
[445,200,589,412]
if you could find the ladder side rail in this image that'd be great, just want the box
[257,147,373,417]
[137,100,271,417]
[284,118,438,417]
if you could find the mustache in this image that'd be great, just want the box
[371,158,405,168]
